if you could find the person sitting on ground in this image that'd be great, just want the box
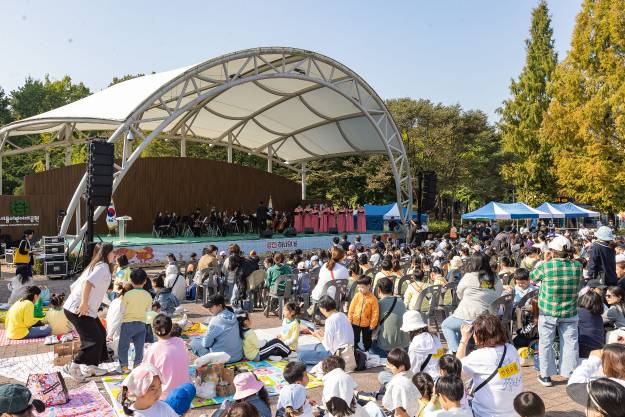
[6,286,51,340]
[603,286,625,329]
[578,291,606,359]
[402,310,443,380]
[113,254,131,294]
[347,276,379,352]
[142,314,190,399]
[438,354,469,409]
[164,253,185,302]
[119,364,195,417]
[276,361,315,417]
[298,295,354,365]
[423,375,472,417]
[513,391,545,417]
[566,378,625,417]
[7,265,33,305]
[152,275,179,317]
[381,348,421,417]
[45,293,72,336]
[213,372,272,417]
[321,356,368,417]
[0,383,46,417]
[371,277,409,358]
[237,309,293,361]
[568,344,625,388]
[456,313,523,417]
[189,294,243,363]
[413,372,436,417]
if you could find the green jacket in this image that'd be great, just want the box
[265,264,293,293]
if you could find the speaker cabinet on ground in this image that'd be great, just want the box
[261,230,274,238]
[328,227,339,234]
[283,227,297,237]
[304,228,314,234]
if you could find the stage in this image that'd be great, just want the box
[90,232,376,265]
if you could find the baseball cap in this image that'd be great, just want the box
[0,384,46,414]
[310,255,319,262]
[587,279,607,289]
[297,261,307,270]
[548,235,570,252]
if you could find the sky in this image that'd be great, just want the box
[0,0,582,122]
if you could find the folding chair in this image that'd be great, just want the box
[413,284,444,337]
[395,275,413,297]
[489,292,516,340]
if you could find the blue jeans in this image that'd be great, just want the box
[189,336,210,357]
[119,321,146,367]
[538,314,579,378]
[441,315,464,353]
[297,343,330,365]
[25,325,51,339]
[369,340,389,358]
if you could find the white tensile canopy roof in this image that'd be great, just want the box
[0,47,412,247]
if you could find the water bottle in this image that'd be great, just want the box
[47,406,56,417]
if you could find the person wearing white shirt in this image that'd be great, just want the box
[423,375,472,417]
[567,344,625,389]
[298,295,354,365]
[311,247,349,302]
[457,314,523,417]
[163,253,185,302]
[382,348,421,417]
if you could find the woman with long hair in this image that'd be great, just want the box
[311,246,349,303]
[63,243,115,381]
[440,253,503,354]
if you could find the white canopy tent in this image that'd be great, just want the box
[0,47,413,250]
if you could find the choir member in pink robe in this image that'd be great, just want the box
[328,207,337,230]
[303,205,313,230]
[345,206,355,233]
[312,205,320,233]
[319,206,329,233]
[294,205,304,233]
[357,205,366,233]
[337,207,346,232]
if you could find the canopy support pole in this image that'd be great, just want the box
[0,155,3,196]
[45,151,50,170]
[267,146,273,173]
[227,133,233,163]
[180,138,186,157]
[301,162,307,201]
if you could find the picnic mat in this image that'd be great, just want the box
[0,329,78,347]
[103,360,323,415]
[34,381,115,417]
[0,352,119,383]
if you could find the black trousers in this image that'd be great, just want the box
[352,325,373,351]
[258,338,291,360]
[64,309,108,366]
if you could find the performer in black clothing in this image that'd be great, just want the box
[14,229,34,279]
[255,201,268,235]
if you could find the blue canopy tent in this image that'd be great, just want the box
[364,203,395,231]
[536,202,566,219]
[462,202,549,220]
[552,202,599,218]
[364,203,421,231]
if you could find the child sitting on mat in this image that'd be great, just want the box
[46,293,72,335]
[142,314,190,399]
[237,310,293,361]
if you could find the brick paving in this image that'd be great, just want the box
[0,270,585,416]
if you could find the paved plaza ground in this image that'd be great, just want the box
[0,270,585,416]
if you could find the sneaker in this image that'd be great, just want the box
[537,376,553,387]
[117,366,129,375]
[62,363,86,382]
[268,355,283,362]
[60,333,74,343]
[83,365,108,377]
[44,336,59,345]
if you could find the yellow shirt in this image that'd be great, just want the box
[45,308,72,335]
[281,318,300,350]
[243,328,260,361]
[6,299,39,339]
[122,289,152,323]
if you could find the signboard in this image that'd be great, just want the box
[2,199,39,226]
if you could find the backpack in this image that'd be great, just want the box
[297,272,311,294]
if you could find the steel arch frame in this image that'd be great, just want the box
[39,48,411,250]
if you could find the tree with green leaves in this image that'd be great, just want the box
[498,0,558,205]
[0,87,12,126]
[540,0,625,212]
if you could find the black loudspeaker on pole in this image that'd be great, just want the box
[416,170,437,224]
[84,140,114,264]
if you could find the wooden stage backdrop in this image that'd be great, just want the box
[0,157,301,240]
